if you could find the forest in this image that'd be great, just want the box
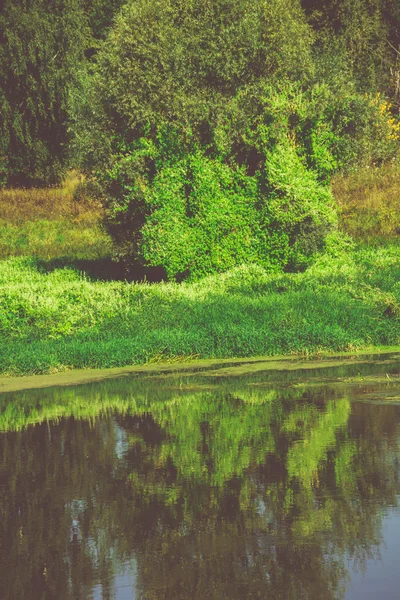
[1,0,400,375]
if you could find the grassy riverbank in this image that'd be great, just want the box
[1,240,400,376]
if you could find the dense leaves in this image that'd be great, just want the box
[0,0,122,186]
[0,0,86,185]
[302,0,400,98]
[2,0,400,277]
[76,0,331,277]
[72,0,400,279]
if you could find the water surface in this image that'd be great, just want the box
[1,354,400,599]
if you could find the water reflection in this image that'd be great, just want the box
[1,369,400,599]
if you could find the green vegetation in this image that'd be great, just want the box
[0,0,123,186]
[1,0,400,375]
[1,240,400,376]
[303,0,400,93]
[3,7,400,600]
[73,0,400,278]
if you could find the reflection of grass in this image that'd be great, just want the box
[1,242,400,376]
[0,377,284,431]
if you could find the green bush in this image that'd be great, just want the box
[101,130,337,279]
[74,0,337,279]
[98,80,400,279]
[69,0,400,280]
[78,0,398,280]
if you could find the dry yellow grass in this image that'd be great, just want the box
[0,171,103,226]
[0,172,112,260]
[333,162,400,240]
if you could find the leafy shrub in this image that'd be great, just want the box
[74,0,337,279]
[71,0,400,280]
[101,127,336,280]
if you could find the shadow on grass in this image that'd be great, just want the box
[34,257,167,283]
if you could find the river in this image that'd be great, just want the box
[1,353,400,599]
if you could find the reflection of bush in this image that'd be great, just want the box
[1,382,399,599]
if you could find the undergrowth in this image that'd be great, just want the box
[1,239,399,376]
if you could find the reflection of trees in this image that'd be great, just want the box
[0,381,399,599]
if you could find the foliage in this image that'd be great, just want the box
[72,0,400,279]
[0,240,399,375]
[0,0,123,187]
[72,0,338,278]
[1,0,400,278]
[96,0,314,132]
[303,86,400,170]
[83,0,124,42]
[137,138,336,278]
[0,0,87,185]
[302,0,400,98]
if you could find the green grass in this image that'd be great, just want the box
[1,238,400,376]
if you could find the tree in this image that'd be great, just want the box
[302,0,400,99]
[0,0,123,187]
[76,0,339,279]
